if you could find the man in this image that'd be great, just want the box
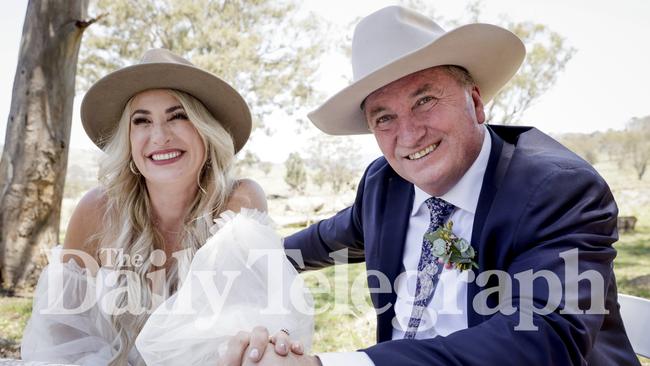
[225,6,638,366]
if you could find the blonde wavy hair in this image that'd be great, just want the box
[96,89,236,365]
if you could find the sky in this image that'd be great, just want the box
[1,0,650,163]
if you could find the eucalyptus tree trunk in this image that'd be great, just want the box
[0,0,93,294]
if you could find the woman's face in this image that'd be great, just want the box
[129,89,206,186]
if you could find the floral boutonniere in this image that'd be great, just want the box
[424,221,478,271]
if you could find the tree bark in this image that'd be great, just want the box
[0,0,90,294]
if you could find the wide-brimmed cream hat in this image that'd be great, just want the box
[309,6,526,135]
[81,48,251,152]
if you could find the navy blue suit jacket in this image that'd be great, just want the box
[285,125,638,365]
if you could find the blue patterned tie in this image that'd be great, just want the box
[403,197,455,339]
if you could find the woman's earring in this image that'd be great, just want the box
[129,160,140,175]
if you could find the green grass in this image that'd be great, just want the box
[0,296,31,358]
[612,226,650,365]
[279,225,376,352]
[304,263,375,353]
[0,297,31,342]
[614,226,650,299]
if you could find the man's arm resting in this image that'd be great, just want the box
[284,161,374,271]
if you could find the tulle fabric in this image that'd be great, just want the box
[20,209,314,365]
[135,209,314,365]
[20,249,141,365]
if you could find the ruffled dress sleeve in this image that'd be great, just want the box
[20,247,119,365]
[135,209,314,365]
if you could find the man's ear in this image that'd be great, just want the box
[470,85,486,124]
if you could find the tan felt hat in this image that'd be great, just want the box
[81,48,251,152]
[308,6,526,135]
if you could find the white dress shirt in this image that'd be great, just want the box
[318,127,491,365]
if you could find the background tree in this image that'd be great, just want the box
[401,0,575,125]
[259,161,273,177]
[624,116,650,180]
[558,132,601,165]
[235,149,260,176]
[0,0,95,293]
[79,0,327,131]
[601,129,628,169]
[486,21,575,125]
[284,152,307,193]
[307,135,362,193]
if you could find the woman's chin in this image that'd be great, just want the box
[142,171,195,187]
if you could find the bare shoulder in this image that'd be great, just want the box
[62,187,108,266]
[226,178,268,213]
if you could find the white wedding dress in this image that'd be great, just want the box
[21,210,314,365]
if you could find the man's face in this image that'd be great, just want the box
[363,67,486,196]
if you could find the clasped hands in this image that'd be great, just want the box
[219,326,321,366]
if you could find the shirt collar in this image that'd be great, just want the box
[411,125,492,216]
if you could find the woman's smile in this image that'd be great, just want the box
[147,149,185,165]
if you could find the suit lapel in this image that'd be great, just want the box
[374,172,413,341]
[467,125,515,326]
[471,126,506,246]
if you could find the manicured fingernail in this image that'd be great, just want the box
[249,348,260,359]
[279,343,287,353]
[292,343,303,353]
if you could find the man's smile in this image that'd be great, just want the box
[406,143,438,160]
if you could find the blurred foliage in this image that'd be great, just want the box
[236,149,274,177]
[235,149,259,175]
[625,116,650,180]
[558,132,602,165]
[284,152,307,193]
[78,0,328,131]
[303,262,376,352]
[306,135,362,194]
[615,227,650,299]
[258,161,273,176]
[400,0,575,125]
[487,20,575,125]
[560,117,650,180]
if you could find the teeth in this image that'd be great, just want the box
[408,144,437,160]
[151,151,181,161]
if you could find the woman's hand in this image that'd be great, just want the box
[220,326,305,365]
[269,328,304,357]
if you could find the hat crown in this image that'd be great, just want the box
[351,6,445,82]
[81,48,252,152]
[139,48,194,66]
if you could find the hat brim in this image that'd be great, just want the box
[81,62,251,153]
[308,23,525,135]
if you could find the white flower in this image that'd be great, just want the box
[456,238,470,252]
[461,245,475,259]
[431,239,447,257]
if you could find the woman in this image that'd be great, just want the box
[21,49,311,365]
